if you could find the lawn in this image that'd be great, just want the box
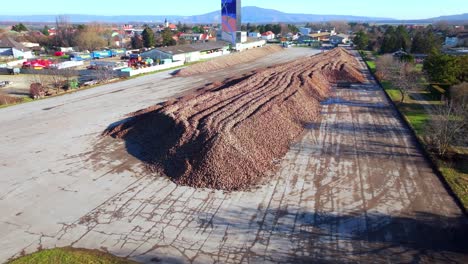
[440,160,468,209]
[363,55,468,211]
[366,61,376,73]
[8,247,139,264]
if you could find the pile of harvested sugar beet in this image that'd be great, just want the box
[175,45,284,76]
[104,48,365,191]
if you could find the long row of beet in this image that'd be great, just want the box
[105,48,365,191]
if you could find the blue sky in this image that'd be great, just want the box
[1,0,467,19]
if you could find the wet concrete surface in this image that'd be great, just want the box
[0,49,467,263]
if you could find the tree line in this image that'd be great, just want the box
[353,25,444,54]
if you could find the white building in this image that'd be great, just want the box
[330,34,350,45]
[248,32,261,38]
[261,31,275,40]
[142,41,231,63]
[20,42,40,48]
[236,31,247,43]
[234,39,266,52]
[299,27,311,35]
[445,33,468,47]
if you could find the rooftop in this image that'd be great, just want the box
[157,41,230,55]
[309,32,331,38]
[0,36,30,51]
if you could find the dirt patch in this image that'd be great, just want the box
[104,48,365,191]
[175,45,284,77]
[0,93,22,105]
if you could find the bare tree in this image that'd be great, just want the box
[450,82,468,106]
[75,27,107,51]
[329,21,350,33]
[393,63,422,103]
[48,67,66,94]
[375,55,422,103]
[425,99,467,156]
[94,68,116,83]
[31,74,50,88]
[29,83,46,99]
[375,54,394,80]
[55,15,74,47]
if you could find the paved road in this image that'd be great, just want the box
[0,48,466,263]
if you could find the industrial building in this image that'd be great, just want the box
[141,41,231,63]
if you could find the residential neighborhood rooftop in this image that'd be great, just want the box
[0,36,30,51]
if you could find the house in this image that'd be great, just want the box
[309,32,331,41]
[20,42,40,48]
[48,27,57,36]
[446,36,459,47]
[299,27,311,36]
[286,33,299,41]
[392,50,408,58]
[180,33,204,42]
[297,35,321,47]
[330,34,350,45]
[167,24,177,31]
[261,31,275,40]
[445,33,468,47]
[0,36,34,59]
[248,32,261,38]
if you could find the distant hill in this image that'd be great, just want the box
[428,13,468,21]
[0,6,394,24]
[190,6,394,23]
[1,7,466,24]
[375,13,468,24]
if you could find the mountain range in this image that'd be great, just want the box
[0,6,467,24]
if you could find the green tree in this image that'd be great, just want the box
[161,29,176,46]
[380,26,410,54]
[131,35,143,49]
[42,25,50,36]
[257,25,265,33]
[411,28,442,54]
[287,24,299,34]
[177,21,182,32]
[395,25,410,51]
[12,23,28,32]
[142,27,155,48]
[353,30,369,50]
[192,26,202,33]
[76,24,86,31]
[246,23,255,32]
[456,55,468,83]
[424,51,461,85]
[272,24,281,35]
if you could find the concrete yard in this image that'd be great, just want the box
[0,48,467,263]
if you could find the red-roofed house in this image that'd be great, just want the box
[168,24,177,31]
[261,31,275,40]
[48,28,57,36]
[201,33,214,41]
